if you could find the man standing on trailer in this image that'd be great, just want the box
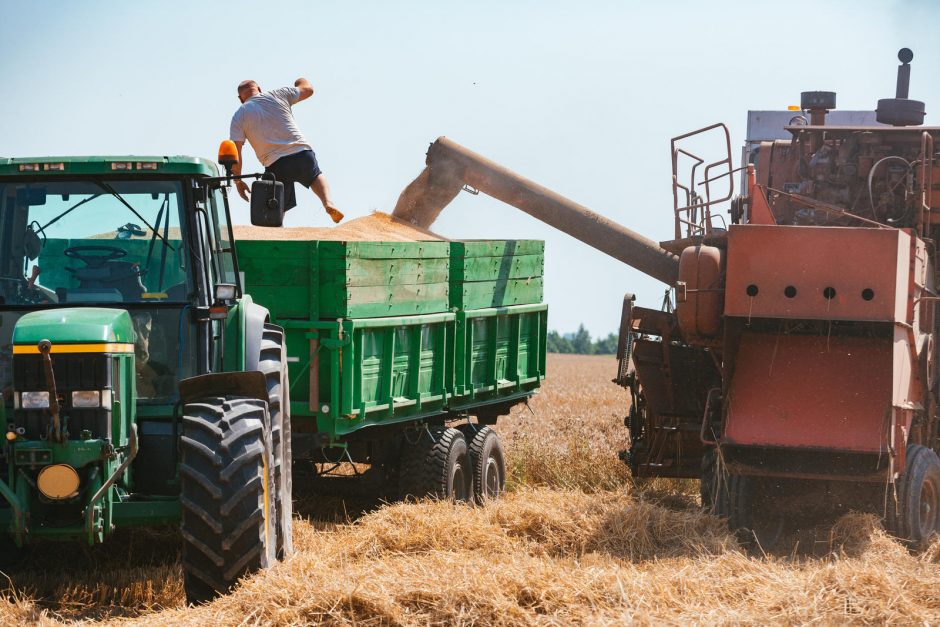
[229,77,343,223]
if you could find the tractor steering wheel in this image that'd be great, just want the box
[64,245,128,268]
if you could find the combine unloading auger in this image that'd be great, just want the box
[393,136,680,286]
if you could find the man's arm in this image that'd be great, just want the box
[232,141,250,202]
[294,77,314,102]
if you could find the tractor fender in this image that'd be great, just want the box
[242,298,270,372]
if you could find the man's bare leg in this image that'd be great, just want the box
[311,175,343,223]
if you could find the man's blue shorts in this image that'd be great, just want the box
[265,149,322,210]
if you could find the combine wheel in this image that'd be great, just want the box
[888,444,940,545]
[700,447,729,516]
[180,397,277,604]
[399,426,471,501]
[259,323,293,559]
[727,475,785,552]
[467,426,506,503]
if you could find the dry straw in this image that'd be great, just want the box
[3,325,940,625]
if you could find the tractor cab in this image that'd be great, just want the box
[0,158,240,405]
[0,155,253,544]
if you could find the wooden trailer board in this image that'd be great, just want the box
[449,240,544,309]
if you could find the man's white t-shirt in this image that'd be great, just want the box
[229,87,312,167]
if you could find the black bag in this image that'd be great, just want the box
[250,174,285,227]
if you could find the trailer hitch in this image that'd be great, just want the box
[84,423,138,542]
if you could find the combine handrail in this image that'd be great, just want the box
[670,123,734,239]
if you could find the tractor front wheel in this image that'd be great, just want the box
[399,427,472,501]
[180,396,277,604]
[888,444,940,546]
[0,538,24,571]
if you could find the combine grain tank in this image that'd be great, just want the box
[392,48,940,547]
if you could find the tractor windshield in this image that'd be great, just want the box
[0,179,190,306]
[0,179,196,403]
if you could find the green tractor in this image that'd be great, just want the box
[0,155,292,602]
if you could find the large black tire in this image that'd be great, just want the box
[260,323,293,559]
[887,444,940,545]
[700,447,729,516]
[0,537,24,571]
[727,475,785,552]
[399,427,471,501]
[180,396,277,604]
[467,426,506,503]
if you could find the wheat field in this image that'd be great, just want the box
[3,354,940,625]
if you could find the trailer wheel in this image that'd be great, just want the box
[260,323,293,559]
[727,475,785,552]
[467,426,506,503]
[180,396,276,604]
[888,444,940,545]
[700,447,729,516]
[399,427,471,501]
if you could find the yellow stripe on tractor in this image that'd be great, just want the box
[13,342,135,355]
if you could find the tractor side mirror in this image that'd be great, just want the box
[250,175,285,227]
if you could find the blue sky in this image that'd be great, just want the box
[2,0,938,335]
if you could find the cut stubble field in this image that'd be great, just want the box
[3,354,940,625]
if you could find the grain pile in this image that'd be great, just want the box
[4,355,940,625]
[232,211,446,242]
[91,211,445,242]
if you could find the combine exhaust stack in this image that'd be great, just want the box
[393,136,680,286]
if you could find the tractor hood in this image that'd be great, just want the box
[13,308,135,349]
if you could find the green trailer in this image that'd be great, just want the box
[0,150,547,602]
[237,236,547,501]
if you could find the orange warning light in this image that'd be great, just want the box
[218,140,239,166]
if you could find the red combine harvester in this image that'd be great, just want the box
[623,48,939,546]
[393,49,940,547]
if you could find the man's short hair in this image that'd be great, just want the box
[237,80,258,94]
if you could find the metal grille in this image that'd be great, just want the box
[13,354,112,440]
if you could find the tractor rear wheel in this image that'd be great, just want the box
[399,426,471,501]
[727,475,786,552]
[180,396,277,604]
[260,323,293,559]
[888,444,940,545]
[467,426,505,503]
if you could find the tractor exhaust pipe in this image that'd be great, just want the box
[394,137,680,286]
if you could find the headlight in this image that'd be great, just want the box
[37,464,80,500]
[72,390,100,408]
[214,283,237,301]
[21,391,50,409]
